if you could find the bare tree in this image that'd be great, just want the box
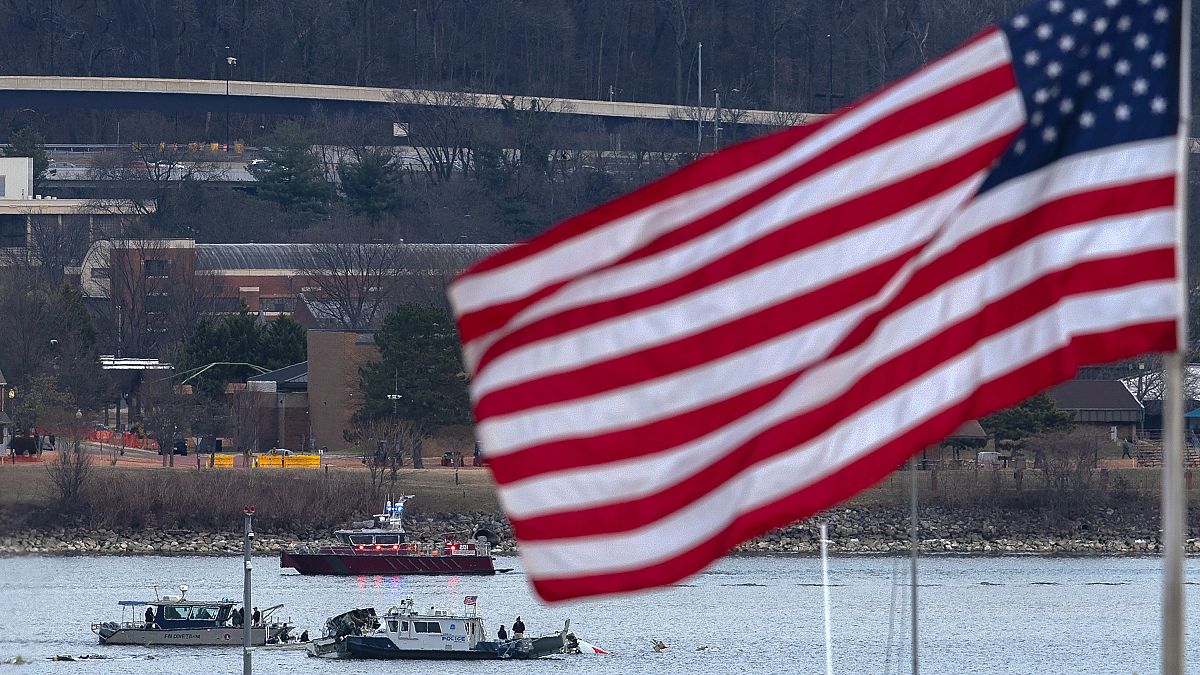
[46,412,93,515]
[88,238,218,359]
[299,242,406,329]
[141,376,198,468]
[87,143,225,219]
[227,387,262,462]
[388,89,485,183]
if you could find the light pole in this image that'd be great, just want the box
[225,47,237,150]
[826,33,834,113]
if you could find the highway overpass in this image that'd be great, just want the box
[0,76,819,128]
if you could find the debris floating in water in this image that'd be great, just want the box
[651,639,668,652]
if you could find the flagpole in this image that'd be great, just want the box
[819,522,833,675]
[1162,1,1191,672]
[909,456,919,675]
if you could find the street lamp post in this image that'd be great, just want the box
[225,47,237,150]
[826,33,834,113]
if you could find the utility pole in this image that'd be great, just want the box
[243,505,255,675]
[225,47,237,150]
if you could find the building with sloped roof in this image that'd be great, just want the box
[78,239,506,341]
[1047,379,1144,440]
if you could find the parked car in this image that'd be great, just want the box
[8,435,37,456]
[158,438,188,456]
[266,448,294,456]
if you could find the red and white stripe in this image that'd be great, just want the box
[449,28,1180,602]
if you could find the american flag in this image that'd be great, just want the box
[450,0,1182,602]
[463,596,477,606]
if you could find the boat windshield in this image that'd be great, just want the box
[161,605,224,622]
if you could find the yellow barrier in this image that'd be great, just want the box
[211,454,235,468]
[253,454,321,469]
[285,454,322,468]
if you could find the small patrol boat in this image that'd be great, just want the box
[280,496,503,576]
[308,598,566,660]
[91,585,291,646]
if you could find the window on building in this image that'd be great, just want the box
[260,297,295,313]
[0,214,25,248]
[144,294,173,312]
[212,297,242,312]
[144,259,170,278]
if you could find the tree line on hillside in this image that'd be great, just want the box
[0,0,1034,112]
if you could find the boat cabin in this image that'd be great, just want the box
[378,599,486,652]
[148,598,235,628]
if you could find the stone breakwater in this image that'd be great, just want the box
[0,506,1195,556]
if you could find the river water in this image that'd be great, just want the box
[1,553,1198,673]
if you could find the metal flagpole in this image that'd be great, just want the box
[1163,1,1191,672]
[697,42,703,153]
[820,523,833,675]
[910,456,919,674]
[243,505,255,675]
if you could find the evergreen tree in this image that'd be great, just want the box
[338,148,406,221]
[258,315,307,370]
[982,393,1075,450]
[5,126,49,195]
[48,285,110,411]
[248,121,335,215]
[358,304,471,429]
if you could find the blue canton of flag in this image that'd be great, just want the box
[984,0,1179,191]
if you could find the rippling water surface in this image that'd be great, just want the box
[2,553,1198,673]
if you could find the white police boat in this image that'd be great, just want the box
[309,599,566,660]
[91,585,290,646]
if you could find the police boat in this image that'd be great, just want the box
[308,598,566,660]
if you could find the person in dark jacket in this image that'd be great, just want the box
[144,606,155,629]
[252,607,261,626]
[497,625,508,641]
[512,616,525,639]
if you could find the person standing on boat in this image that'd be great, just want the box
[512,617,525,639]
[144,606,155,629]
[252,607,261,626]
[497,625,508,641]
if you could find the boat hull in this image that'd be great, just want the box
[281,551,496,575]
[343,635,564,660]
[96,625,274,646]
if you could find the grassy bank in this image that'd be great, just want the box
[0,464,500,534]
[2,460,1197,539]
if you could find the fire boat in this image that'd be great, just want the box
[280,496,504,576]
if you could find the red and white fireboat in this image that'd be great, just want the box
[280,496,503,576]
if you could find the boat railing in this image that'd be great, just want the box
[312,541,491,556]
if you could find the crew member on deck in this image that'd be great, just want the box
[498,624,508,641]
[512,616,525,639]
[144,606,155,629]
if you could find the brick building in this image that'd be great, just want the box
[80,239,503,324]
[246,361,311,451]
[308,330,381,451]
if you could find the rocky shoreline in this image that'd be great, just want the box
[1,505,1195,557]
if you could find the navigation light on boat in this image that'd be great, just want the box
[357,544,364,551]
[375,544,382,551]
[392,544,400,550]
